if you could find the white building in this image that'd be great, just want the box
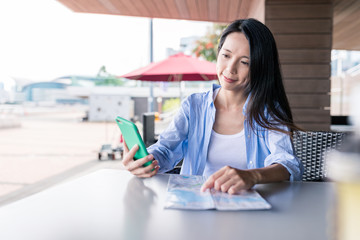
[88,94,133,122]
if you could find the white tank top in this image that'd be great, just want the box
[203,129,247,177]
[203,87,247,177]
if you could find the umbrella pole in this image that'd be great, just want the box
[179,81,186,101]
[149,82,154,112]
[179,74,184,101]
[148,18,154,112]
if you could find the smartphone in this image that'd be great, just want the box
[115,116,151,167]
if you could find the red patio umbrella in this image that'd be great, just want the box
[121,53,218,112]
[121,53,218,82]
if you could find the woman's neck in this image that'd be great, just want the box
[215,88,248,111]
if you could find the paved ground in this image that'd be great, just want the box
[0,106,128,206]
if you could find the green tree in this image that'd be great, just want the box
[95,66,126,86]
[162,98,180,112]
[193,24,227,62]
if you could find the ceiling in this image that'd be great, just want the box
[56,0,264,23]
[57,0,360,50]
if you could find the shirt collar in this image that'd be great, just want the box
[210,83,251,117]
[207,84,221,107]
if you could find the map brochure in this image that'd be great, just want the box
[164,174,271,210]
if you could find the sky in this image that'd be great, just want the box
[0,0,212,82]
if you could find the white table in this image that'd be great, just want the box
[0,169,336,240]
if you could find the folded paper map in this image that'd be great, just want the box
[165,175,271,210]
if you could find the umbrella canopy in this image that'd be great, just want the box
[120,53,218,82]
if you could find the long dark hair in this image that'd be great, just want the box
[218,18,298,134]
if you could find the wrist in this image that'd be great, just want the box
[248,169,262,184]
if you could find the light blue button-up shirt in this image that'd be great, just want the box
[148,84,303,181]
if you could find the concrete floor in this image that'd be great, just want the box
[0,106,126,207]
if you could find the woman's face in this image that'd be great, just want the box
[216,32,250,92]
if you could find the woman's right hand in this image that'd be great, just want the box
[122,143,159,178]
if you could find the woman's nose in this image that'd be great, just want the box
[226,61,237,74]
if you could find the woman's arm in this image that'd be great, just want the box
[201,163,289,194]
[122,101,189,176]
[201,124,301,194]
[147,98,191,173]
[264,128,303,181]
[250,163,290,183]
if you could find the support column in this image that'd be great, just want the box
[266,0,333,131]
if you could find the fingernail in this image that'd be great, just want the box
[152,160,158,165]
[147,155,153,160]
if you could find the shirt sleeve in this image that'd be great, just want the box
[264,126,304,181]
[147,98,190,173]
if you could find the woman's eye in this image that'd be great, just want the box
[241,61,249,65]
[222,54,230,58]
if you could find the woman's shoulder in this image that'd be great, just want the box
[184,84,219,107]
[186,91,209,102]
[188,83,220,101]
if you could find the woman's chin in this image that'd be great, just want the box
[220,81,247,93]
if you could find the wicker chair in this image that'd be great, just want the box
[292,131,347,181]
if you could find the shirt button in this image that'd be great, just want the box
[247,135,250,138]
[250,161,253,164]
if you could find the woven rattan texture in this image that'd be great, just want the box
[293,131,347,181]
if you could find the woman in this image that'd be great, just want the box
[122,18,303,194]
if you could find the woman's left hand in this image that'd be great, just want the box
[200,166,260,194]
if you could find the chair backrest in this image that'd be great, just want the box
[292,131,348,181]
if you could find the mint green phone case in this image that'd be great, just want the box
[115,117,151,167]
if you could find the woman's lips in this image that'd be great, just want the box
[223,75,236,83]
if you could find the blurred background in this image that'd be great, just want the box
[1,0,360,206]
[0,0,219,205]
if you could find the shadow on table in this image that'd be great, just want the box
[122,177,157,240]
